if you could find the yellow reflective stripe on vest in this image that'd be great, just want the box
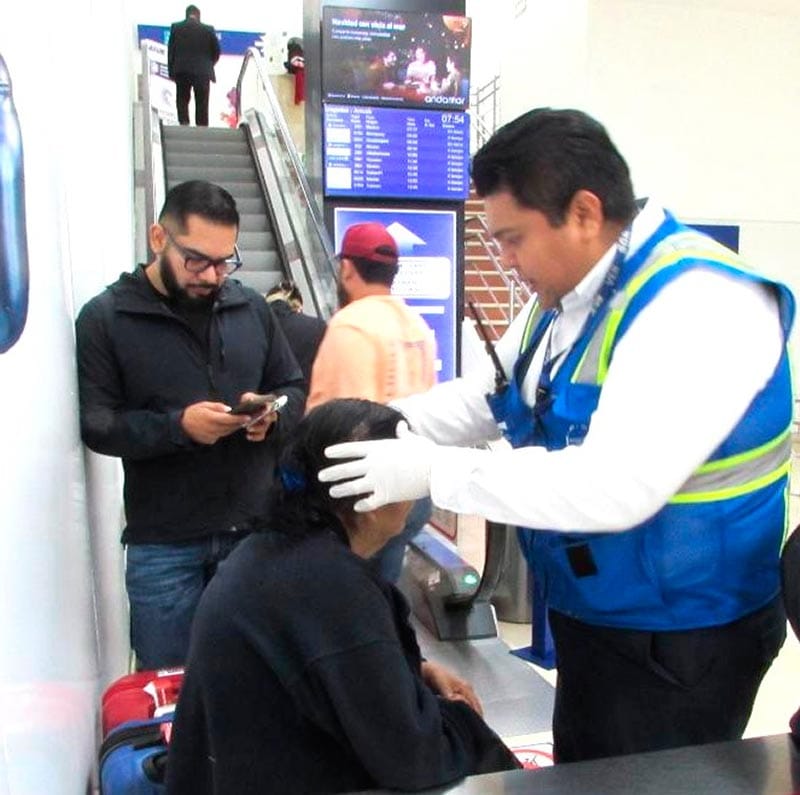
[568,237,789,505]
[519,299,542,352]
[669,427,792,504]
[670,428,792,503]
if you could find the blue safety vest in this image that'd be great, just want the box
[487,213,795,630]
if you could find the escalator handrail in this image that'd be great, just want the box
[234,49,338,306]
[472,521,509,604]
[241,109,334,319]
[235,50,325,241]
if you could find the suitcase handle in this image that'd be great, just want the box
[142,750,168,784]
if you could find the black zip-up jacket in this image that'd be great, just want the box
[166,531,521,794]
[75,267,305,544]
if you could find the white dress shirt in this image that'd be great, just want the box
[395,200,786,532]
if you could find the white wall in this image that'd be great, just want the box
[585,0,800,367]
[497,0,591,117]
[466,0,512,91]
[126,0,301,34]
[488,0,800,372]
[0,0,132,788]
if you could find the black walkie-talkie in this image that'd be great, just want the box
[467,301,508,392]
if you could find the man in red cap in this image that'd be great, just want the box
[307,221,437,581]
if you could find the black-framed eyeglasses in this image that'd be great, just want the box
[163,227,242,275]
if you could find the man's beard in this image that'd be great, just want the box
[160,254,218,306]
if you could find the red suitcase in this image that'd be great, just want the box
[101,668,184,738]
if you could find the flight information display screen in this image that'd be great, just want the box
[323,104,470,201]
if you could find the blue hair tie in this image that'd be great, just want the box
[280,466,307,493]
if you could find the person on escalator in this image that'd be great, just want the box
[265,279,327,384]
[165,398,521,795]
[317,108,793,763]
[167,5,220,126]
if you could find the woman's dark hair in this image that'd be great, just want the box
[269,399,404,544]
[471,108,636,226]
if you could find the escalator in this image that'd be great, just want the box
[136,47,339,322]
[161,125,282,296]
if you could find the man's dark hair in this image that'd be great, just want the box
[348,257,397,288]
[269,399,405,543]
[471,108,636,226]
[158,180,239,232]
[185,5,200,19]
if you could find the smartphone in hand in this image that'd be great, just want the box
[229,395,272,416]
[229,394,288,417]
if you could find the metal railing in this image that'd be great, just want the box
[470,75,500,152]
[464,211,531,335]
[134,46,168,263]
[235,48,338,320]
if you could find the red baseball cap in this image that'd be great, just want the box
[338,222,399,266]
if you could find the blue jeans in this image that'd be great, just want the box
[368,497,432,583]
[125,533,244,670]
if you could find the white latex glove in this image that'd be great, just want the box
[319,420,433,512]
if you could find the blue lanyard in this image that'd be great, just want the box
[586,225,631,325]
[517,225,633,397]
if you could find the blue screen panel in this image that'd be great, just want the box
[323,104,469,201]
[333,206,458,383]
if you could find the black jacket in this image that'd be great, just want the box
[75,267,305,544]
[166,531,520,794]
[167,17,220,82]
[267,299,327,383]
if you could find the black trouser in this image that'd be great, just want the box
[174,73,211,126]
[549,597,786,763]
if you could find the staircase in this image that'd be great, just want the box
[161,125,283,295]
[464,189,531,342]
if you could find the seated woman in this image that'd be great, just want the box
[166,399,520,794]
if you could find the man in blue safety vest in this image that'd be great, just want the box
[318,107,794,763]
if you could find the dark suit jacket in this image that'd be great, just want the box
[168,18,221,82]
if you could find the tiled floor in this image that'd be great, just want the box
[452,480,800,750]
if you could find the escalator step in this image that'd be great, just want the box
[162,126,245,142]
[238,231,274,251]
[165,152,253,169]
[234,271,283,296]
[165,140,250,158]
[238,213,268,232]
[239,250,281,271]
[165,179,263,199]
[237,200,269,215]
[167,165,256,184]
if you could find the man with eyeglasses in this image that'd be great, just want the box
[76,180,305,670]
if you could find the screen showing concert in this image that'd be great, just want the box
[322,7,472,111]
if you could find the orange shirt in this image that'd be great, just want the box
[307,295,436,411]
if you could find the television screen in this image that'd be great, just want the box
[323,104,470,201]
[322,7,472,111]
